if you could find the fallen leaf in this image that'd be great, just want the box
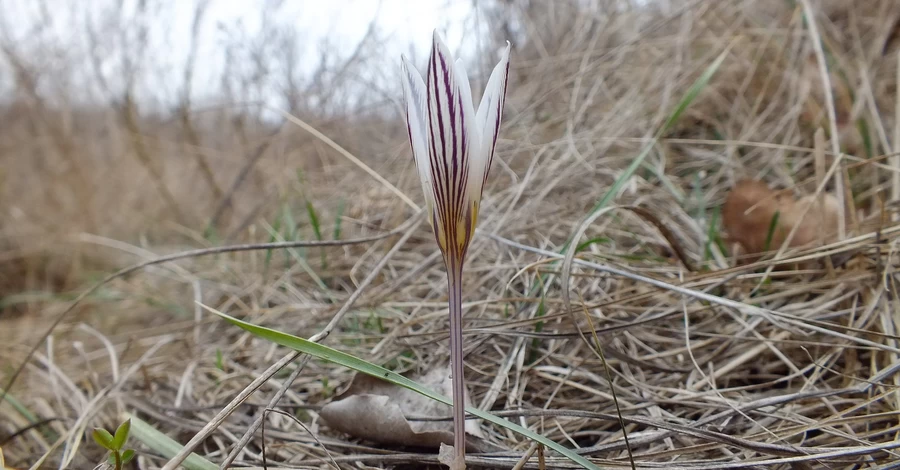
[319,366,493,452]
[438,442,463,470]
[722,179,841,260]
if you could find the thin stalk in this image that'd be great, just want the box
[446,259,466,469]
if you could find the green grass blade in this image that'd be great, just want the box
[855,118,873,157]
[0,388,39,423]
[512,46,732,461]
[575,236,612,254]
[306,201,323,241]
[527,292,548,365]
[763,210,781,253]
[333,199,345,240]
[584,45,731,221]
[206,307,605,470]
[124,413,216,470]
[660,47,730,134]
[262,220,329,292]
[1,387,59,442]
[306,200,327,269]
[526,46,733,334]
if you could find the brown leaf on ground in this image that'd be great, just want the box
[319,366,493,452]
[722,179,842,260]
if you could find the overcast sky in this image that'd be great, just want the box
[0,0,484,110]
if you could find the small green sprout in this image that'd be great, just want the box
[92,418,135,469]
[215,349,225,371]
[321,377,332,398]
[763,210,782,253]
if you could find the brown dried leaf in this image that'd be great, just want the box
[438,443,463,470]
[722,179,841,260]
[319,366,492,452]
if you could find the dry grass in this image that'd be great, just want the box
[3,0,900,468]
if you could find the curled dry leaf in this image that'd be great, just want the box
[319,366,492,452]
[722,179,842,260]
[438,443,461,470]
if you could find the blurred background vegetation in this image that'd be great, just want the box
[3,0,900,468]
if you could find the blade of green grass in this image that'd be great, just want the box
[574,236,612,253]
[333,199,345,240]
[0,387,59,443]
[855,118,874,158]
[123,413,216,470]
[514,44,732,463]
[262,220,329,292]
[523,44,733,326]
[306,201,323,241]
[205,307,605,470]
[583,45,731,223]
[0,388,39,423]
[306,200,327,269]
[527,294,547,365]
[763,210,781,253]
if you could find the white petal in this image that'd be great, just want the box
[400,54,433,213]
[428,31,476,249]
[473,41,511,197]
[454,57,482,208]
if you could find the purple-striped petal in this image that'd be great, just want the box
[400,55,433,216]
[472,42,510,199]
[426,31,473,258]
[403,31,510,261]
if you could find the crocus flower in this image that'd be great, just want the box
[400,31,509,469]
